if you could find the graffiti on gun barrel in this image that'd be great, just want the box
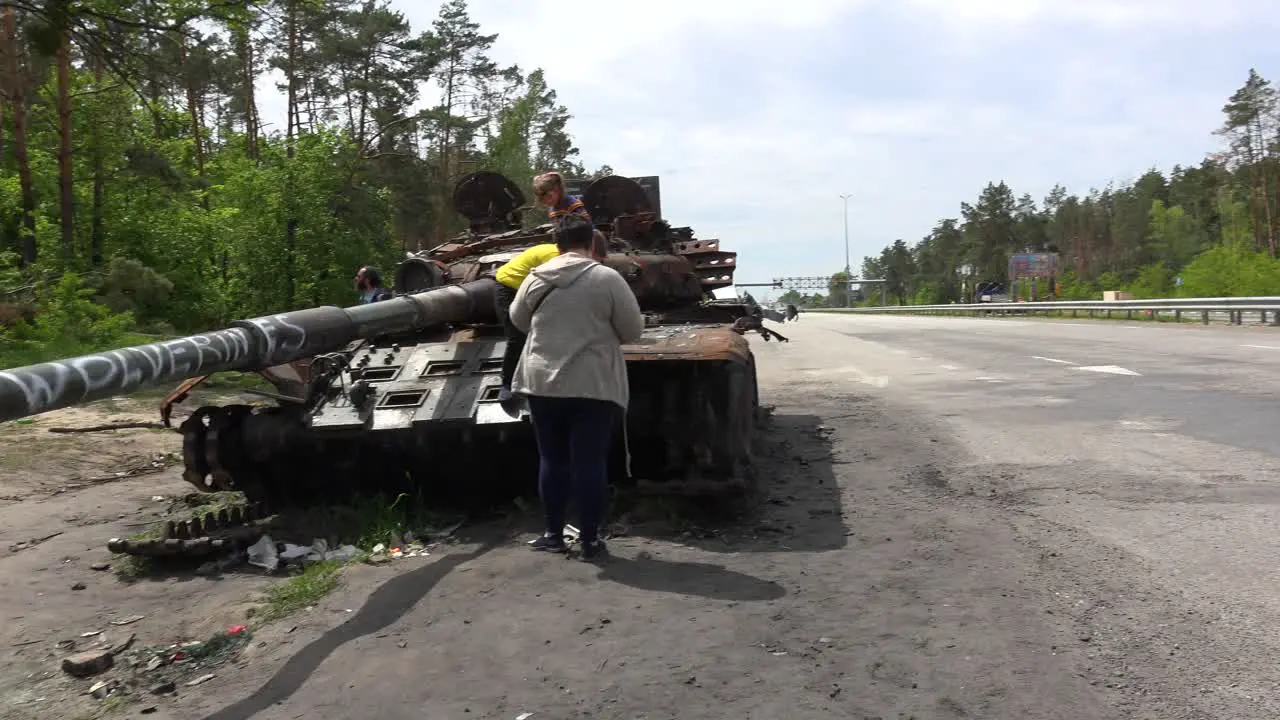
[0,313,314,419]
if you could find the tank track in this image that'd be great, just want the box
[107,501,272,559]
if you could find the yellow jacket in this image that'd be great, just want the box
[496,244,560,290]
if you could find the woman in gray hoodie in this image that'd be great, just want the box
[508,215,645,561]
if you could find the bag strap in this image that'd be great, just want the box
[527,259,599,316]
[529,286,556,315]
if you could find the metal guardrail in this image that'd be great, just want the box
[812,297,1280,326]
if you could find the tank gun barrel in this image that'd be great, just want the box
[0,278,498,423]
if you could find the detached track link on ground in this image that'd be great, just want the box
[106,501,272,558]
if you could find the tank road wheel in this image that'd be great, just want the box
[203,405,253,494]
[179,405,273,504]
[180,408,215,492]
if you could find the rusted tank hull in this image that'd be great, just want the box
[621,324,757,494]
[623,323,753,364]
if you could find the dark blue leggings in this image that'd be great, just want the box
[527,395,621,544]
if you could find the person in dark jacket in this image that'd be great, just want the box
[355,266,392,304]
[508,215,644,561]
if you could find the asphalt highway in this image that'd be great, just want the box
[780,312,1280,652]
[804,311,1280,456]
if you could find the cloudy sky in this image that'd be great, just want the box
[260,0,1278,292]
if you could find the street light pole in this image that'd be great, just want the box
[839,194,852,307]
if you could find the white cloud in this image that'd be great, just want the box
[255,0,1276,293]
[901,0,1274,32]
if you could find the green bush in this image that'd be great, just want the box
[0,273,136,368]
[96,257,175,329]
[1176,243,1280,297]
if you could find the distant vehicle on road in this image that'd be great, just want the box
[975,282,1010,303]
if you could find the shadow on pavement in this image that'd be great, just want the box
[201,534,504,720]
[616,411,848,555]
[597,552,786,601]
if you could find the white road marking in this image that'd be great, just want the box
[940,364,959,370]
[1075,365,1141,376]
[1241,344,1280,351]
[1058,323,1092,327]
[974,376,1004,382]
[1031,356,1078,365]
[814,366,890,388]
[1032,396,1071,405]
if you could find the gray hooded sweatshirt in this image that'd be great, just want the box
[508,252,645,409]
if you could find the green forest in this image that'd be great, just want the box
[784,69,1280,309]
[0,0,609,367]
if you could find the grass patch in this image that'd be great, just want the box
[198,371,271,391]
[244,491,466,620]
[273,489,467,552]
[343,491,433,549]
[260,560,345,621]
[67,693,133,720]
[114,518,172,578]
[112,487,466,611]
[92,694,131,717]
[180,490,250,515]
[114,554,155,580]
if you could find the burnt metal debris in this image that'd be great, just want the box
[106,502,271,558]
[0,171,787,558]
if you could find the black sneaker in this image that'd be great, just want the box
[530,533,567,553]
[580,539,608,562]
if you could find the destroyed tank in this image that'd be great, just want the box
[0,171,785,554]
